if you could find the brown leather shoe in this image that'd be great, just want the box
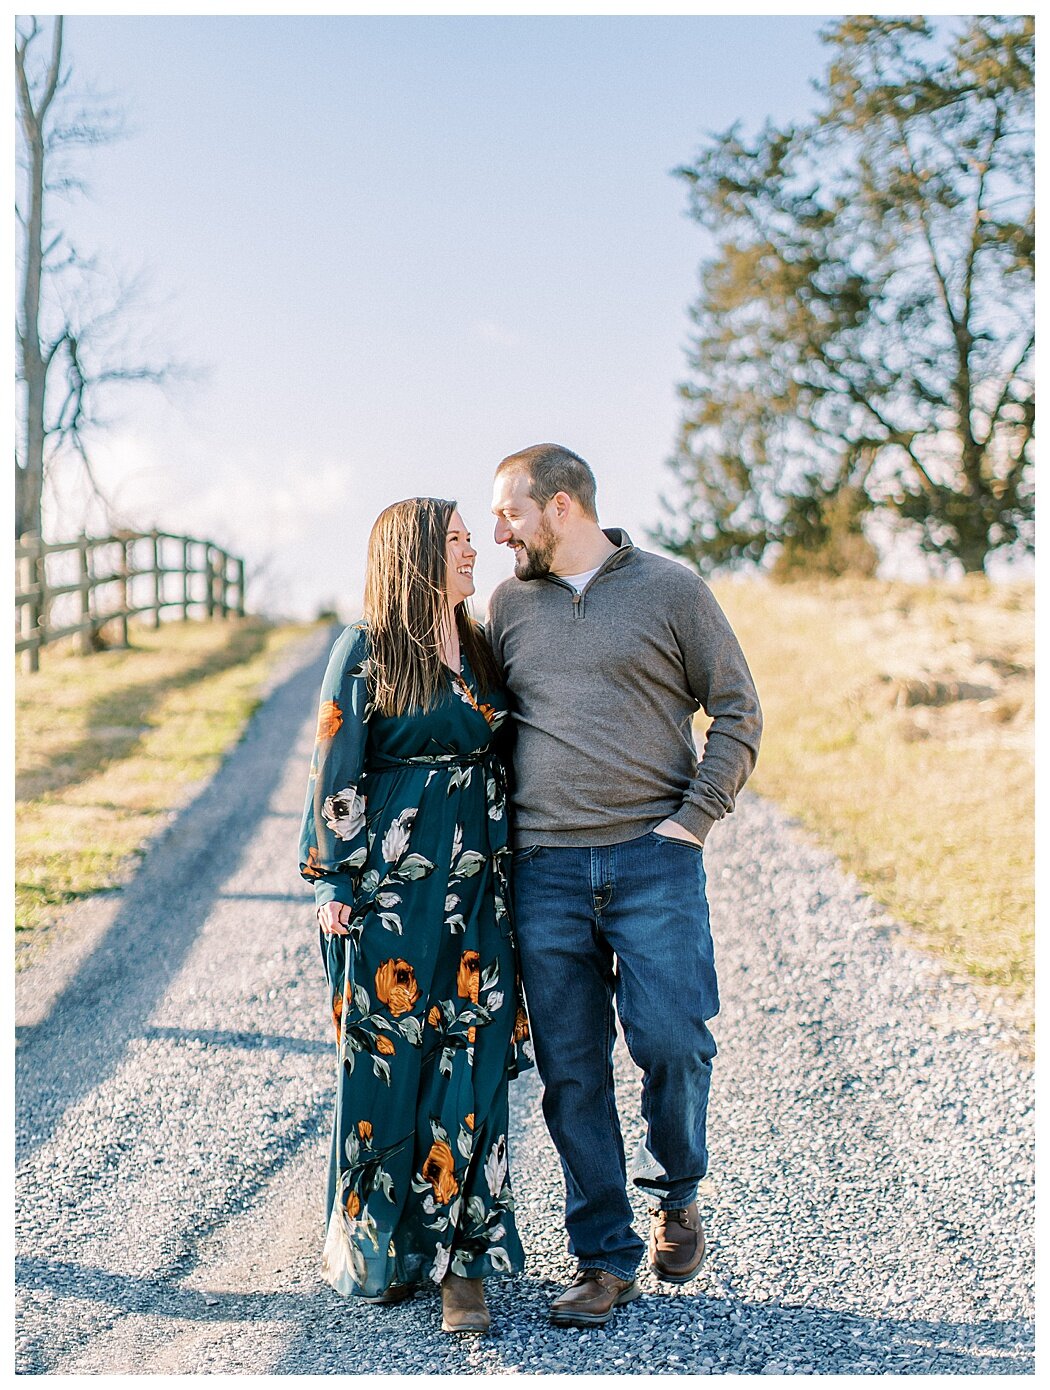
[361,1282,415,1305]
[649,1202,706,1283]
[549,1268,641,1327]
[441,1273,490,1334]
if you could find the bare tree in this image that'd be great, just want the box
[15,15,177,540]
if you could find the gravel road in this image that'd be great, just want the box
[15,627,1034,1375]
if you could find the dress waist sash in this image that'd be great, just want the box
[366,748,490,773]
[365,748,507,858]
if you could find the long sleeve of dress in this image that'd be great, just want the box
[299,623,372,909]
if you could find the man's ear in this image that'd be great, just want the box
[552,491,574,521]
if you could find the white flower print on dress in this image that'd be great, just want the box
[322,1206,368,1296]
[430,1244,451,1284]
[322,786,366,840]
[381,807,417,864]
[484,1136,507,1199]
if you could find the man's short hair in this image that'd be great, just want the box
[495,443,598,520]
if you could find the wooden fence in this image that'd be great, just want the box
[15,530,246,673]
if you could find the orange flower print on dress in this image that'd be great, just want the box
[457,951,481,1003]
[302,846,323,880]
[332,990,344,1042]
[453,677,479,710]
[427,1005,442,1029]
[513,1006,530,1043]
[358,1120,373,1142]
[375,959,421,1017]
[422,1141,459,1205]
[316,699,343,742]
[375,1034,396,1057]
[452,676,501,728]
[345,1189,361,1218]
[464,1113,475,1130]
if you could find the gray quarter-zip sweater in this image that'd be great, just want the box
[486,529,762,848]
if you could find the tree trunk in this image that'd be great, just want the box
[19,360,47,541]
[958,551,988,574]
[15,17,63,542]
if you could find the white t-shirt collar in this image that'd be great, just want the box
[557,565,602,593]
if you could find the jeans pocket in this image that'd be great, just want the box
[512,844,543,863]
[649,829,704,854]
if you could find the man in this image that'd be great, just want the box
[487,443,762,1328]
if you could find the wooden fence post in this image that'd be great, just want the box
[118,538,131,648]
[19,539,40,674]
[150,529,162,629]
[76,534,93,655]
[36,536,49,659]
[218,550,229,619]
[182,538,191,620]
[234,557,246,617]
[14,530,247,663]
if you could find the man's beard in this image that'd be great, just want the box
[514,517,558,580]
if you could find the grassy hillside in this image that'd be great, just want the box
[711,577,1034,1035]
[15,618,312,959]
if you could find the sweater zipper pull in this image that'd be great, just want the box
[572,591,583,619]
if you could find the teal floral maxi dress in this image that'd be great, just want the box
[298,622,533,1297]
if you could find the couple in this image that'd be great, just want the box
[298,443,762,1334]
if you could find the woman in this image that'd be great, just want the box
[298,497,532,1334]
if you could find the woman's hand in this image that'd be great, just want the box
[317,901,353,936]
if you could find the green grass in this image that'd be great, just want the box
[15,617,313,953]
[711,577,1034,1036]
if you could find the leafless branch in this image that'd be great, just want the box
[981,332,1035,445]
[15,15,194,540]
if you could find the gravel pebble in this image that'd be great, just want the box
[15,630,1034,1374]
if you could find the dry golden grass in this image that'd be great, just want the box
[15,618,312,955]
[711,577,1034,1034]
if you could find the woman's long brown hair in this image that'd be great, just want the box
[363,497,502,718]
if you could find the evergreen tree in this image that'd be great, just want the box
[656,16,1034,576]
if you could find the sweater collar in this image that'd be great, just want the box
[592,528,634,575]
[542,528,634,590]
[601,527,633,557]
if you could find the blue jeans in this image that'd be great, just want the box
[512,831,719,1281]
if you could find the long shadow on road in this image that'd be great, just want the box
[14,629,331,1168]
[15,1023,331,1376]
[13,1251,1033,1376]
[274,1290,1034,1376]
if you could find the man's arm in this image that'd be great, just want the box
[666,575,762,845]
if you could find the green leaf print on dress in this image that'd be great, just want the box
[299,623,533,1299]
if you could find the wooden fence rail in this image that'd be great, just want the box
[14,530,246,673]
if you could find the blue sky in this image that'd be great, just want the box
[37,15,833,617]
